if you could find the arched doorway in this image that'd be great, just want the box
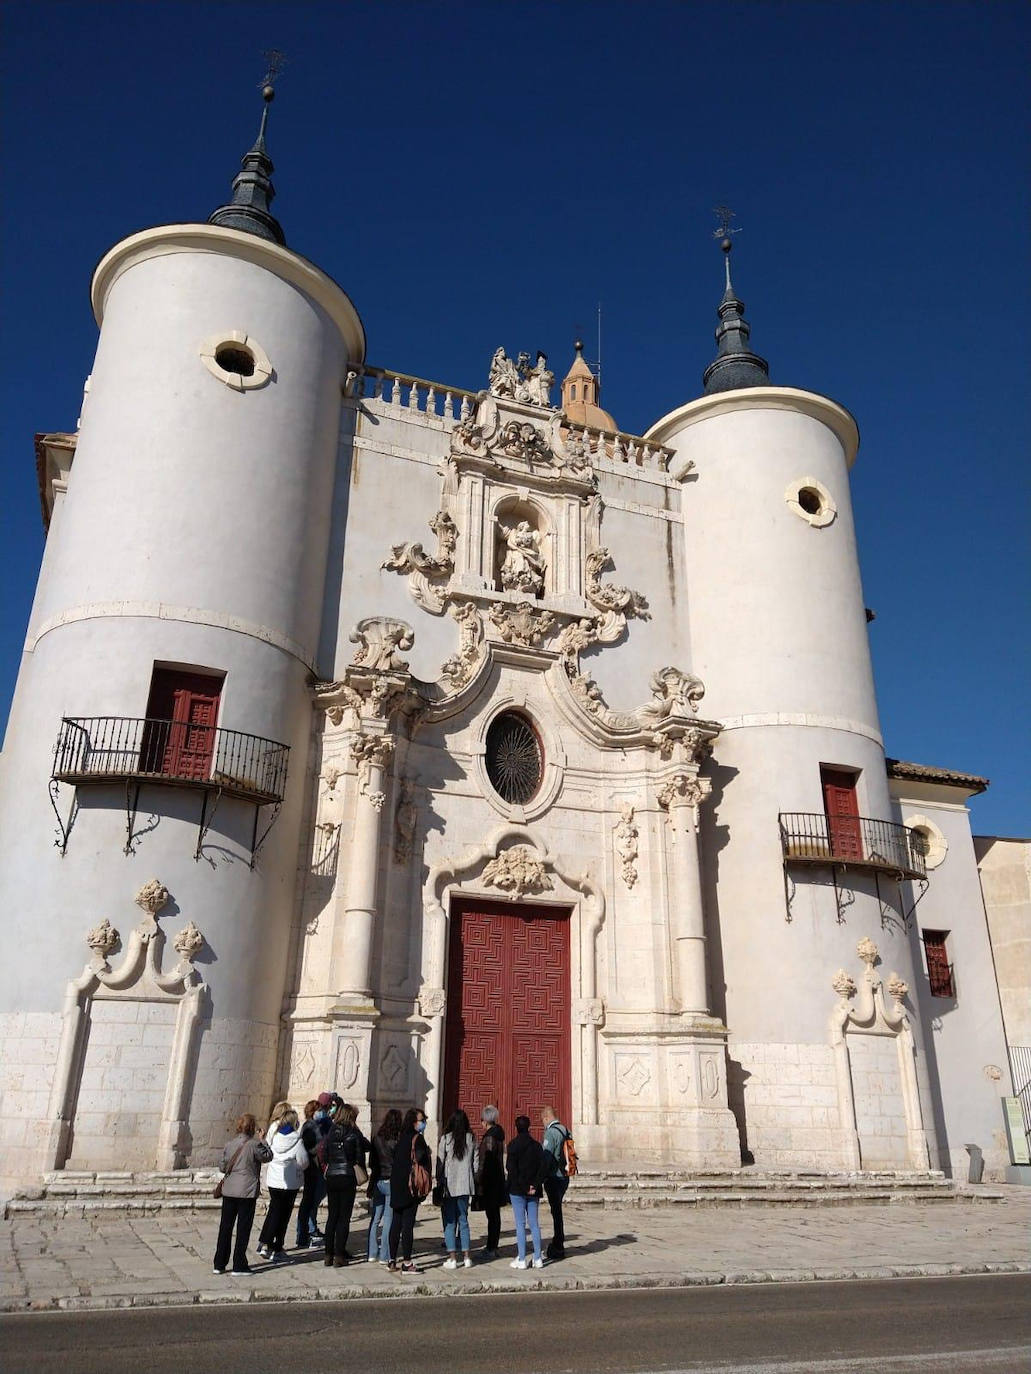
[443,897,571,1131]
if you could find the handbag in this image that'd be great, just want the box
[353,1161,369,1188]
[213,1139,248,1199]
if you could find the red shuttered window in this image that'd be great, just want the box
[922,930,955,999]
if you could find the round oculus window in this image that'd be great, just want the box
[485,711,543,805]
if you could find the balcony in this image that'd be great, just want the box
[779,812,926,881]
[50,716,289,861]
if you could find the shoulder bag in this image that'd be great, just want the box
[213,1140,248,1199]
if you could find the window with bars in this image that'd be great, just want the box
[485,711,543,805]
[922,929,956,999]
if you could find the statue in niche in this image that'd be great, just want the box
[499,520,546,596]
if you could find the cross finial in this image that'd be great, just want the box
[712,204,741,242]
[260,48,287,97]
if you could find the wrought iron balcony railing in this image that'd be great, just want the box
[779,812,926,881]
[52,716,289,806]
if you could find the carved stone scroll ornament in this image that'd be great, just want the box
[614,804,640,888]
[585,547,649,621]
[381,510,457,615]
[349,617,415,673]
[488,600,555,647]
[482,844,554,896]
[440,600,485,691]
[573,997,605,1026]
[637,667,706,721]
[499,521,547,596]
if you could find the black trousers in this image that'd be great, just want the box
[483,1201,502,1251]
[213,1195,257,1272]
[257,1187,298,1252]
[388,1201,419,1261]
[544,1175,568,1253]
[325,1178,357,1258]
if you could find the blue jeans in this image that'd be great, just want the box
[441,1194,470,1253]
[367,1179,392,1261]
[510,1193,541,1261]
[295,1168,325,1244]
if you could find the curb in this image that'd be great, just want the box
[2,1261,1029,1315]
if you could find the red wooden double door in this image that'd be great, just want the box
[443,899,571,1133]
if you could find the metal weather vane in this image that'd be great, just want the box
[260,48,287,93]
[712,205,742,242]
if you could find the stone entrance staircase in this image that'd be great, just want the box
[3,1166,1000,1219]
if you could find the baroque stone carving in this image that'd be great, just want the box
[488,600,555,647]
[832,968,857,999]
[393,778,418,864]
[322,764,343,792]
[350,732,395,811]
[573,997,605,1026]
[499,520,546,595]
[418,986,447,1018]
[585,547,649,621]
[349,617,415,673]
[488,347,554,407]
[618,1057,651,1097]
[637,667,706,720]
[856,936,879,967]
[440,600,486,690]
[657,773,711,812]
[614,804,640,888]
[135,879,169,918]
[380,1044,408,1091]
[382,510,457,614]
[86,919,120,967]
[482,844,554,896]
[887,974,909,1003]
[173,921,205,963]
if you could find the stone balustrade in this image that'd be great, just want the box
[344,364,674,472]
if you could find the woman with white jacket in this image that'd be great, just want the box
[256,1109,309,1260]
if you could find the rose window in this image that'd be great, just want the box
[485,712,543,805]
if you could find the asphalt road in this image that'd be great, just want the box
[2,1275,1029,1374]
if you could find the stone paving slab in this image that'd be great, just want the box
[1,1193,1029,1314]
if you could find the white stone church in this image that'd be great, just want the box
[1,91,1024,1198]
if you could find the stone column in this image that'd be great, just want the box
[334,730,394,1000]
[658,772,712,1015]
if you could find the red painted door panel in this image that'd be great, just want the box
[141,669,222,779]
[821,767,861,860]
[444,899,571,1134]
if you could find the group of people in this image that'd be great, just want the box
[212,1094,573,1278]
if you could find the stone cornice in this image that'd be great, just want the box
[644,386,860,470]
[91,224,366,363]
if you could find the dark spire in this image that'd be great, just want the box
[209,77,285,246]
[702,219,769,395]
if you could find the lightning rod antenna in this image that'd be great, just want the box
[597,302,603,390]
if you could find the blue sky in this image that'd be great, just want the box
[2,1,1028,834]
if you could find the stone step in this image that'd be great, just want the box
[4,1167,1001,1218]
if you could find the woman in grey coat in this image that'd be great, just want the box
[212,1113,273,1275]
[438,1108,477,1269]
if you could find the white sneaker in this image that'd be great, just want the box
[463,1256,473,1268]
[510,1258,528,1269]
[443,1257,458,1270]
[533,1256,546,1269]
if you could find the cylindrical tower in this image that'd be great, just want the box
[0,94,364,1191]
[644,241,937,1172]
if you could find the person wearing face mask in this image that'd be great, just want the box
[295,1096,331,1248]
[388,1106,432,1274]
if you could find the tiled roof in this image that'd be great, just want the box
[885,758,989,793]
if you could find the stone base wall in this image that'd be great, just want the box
[0,1011,62,1197]
[0,1011,281,1197]
[732,1042,846,1171]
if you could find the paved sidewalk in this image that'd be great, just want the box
[2,1194,1029,1313]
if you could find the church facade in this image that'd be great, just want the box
[0,98,1019,1195]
